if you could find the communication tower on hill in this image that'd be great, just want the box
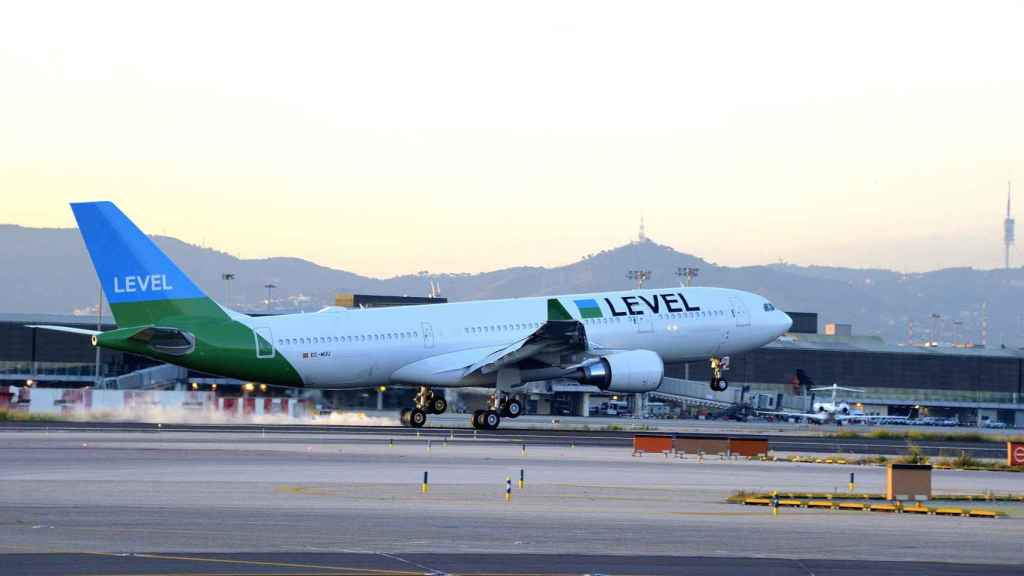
[1005,181,1015,269]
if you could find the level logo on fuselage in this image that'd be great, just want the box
[574,293,701,318]
[112,274,175,294]
[606,293,701,317]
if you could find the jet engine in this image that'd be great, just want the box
[576,350,664,393]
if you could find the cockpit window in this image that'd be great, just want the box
[763,302,776,312]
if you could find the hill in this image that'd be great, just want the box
[1,224,1020,347]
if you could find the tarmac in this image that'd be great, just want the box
[1,417,1012,458]
[1,428,1022,575]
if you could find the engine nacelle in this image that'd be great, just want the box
[576,350,664,393]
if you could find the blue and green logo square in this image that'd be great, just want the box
[574,298,603,319]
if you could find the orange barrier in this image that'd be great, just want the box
[729,438,769,457]
[633,435,674,453]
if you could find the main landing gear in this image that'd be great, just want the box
[400,386,448,428]
[709,356,729,392]
[470,393,523,430]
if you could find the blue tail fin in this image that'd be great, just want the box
[71,202,221,326]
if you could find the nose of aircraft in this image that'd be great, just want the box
[779,311,793,334]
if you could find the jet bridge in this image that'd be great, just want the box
[649,377,739,410]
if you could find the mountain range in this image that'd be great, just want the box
[2,224,1021,347]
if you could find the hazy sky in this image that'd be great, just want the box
[2,1,1022,277]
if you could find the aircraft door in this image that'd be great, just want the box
[421,322,435,348]
[254,327,275,358]
[630,315,654,334]
[729,297,751,327]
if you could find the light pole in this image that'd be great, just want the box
[627,270,651,289]
[930,313,942,345]
[95,278,102,388]
[675,267,700,287]
[222,273,235,305]
[264,283,277,312]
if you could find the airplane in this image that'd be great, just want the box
[756,384,870,424]
[809,383,866,416]
[32,201,793,430]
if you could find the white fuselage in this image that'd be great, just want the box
[239,287,791,389]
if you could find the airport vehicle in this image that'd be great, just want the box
[33,201,791,429]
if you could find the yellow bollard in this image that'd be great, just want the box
[422,471,429,494]
[518,468,524,490]
[771,491,779,517]
[848,472,855,493]
[505,476,512,503]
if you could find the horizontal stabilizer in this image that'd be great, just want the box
[25,325,101,337]
[96,325,196,356]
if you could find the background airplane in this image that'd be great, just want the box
[757,383,876,424]
[33,201,792,429]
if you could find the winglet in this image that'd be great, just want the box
[547,298,573,321]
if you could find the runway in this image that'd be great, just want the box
[1,427,1022,575]
[0,418,1010,458]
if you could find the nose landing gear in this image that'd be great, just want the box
[709,356,729,392]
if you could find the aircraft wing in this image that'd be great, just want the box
[391,299,596,386]
[464,318,589,375]
[755,410,830,423]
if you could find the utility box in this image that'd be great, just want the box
[1009,442,1024,467]
[886,463,932,501]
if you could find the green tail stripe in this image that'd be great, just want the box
[109,297,229,328]
[547,298,573,321]
[100,300,302,387]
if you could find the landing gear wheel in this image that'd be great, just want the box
[709,357,729,392]
[471,409,485,429]
[429,396,448,415]
[409,408,427,428]
[482,410,501,430]
[400,408,412,426]
[502,398,523,419]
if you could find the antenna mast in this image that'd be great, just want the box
[1005,181,1015,269]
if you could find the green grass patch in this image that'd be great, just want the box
[897,443,930,465]
[0,409,66,422]
[828,429,1022,444]
[850,454,890,466]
